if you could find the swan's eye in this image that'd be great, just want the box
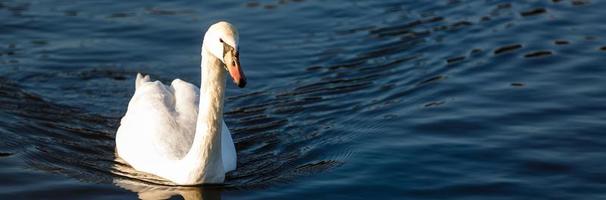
[219,38,224,43]
[232,61,236,66]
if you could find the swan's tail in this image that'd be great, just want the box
[135,73,151,89]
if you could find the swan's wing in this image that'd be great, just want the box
[170,79,200,116]
[221,121,237,172]
[169,79,200,144]
[117,74,195,161]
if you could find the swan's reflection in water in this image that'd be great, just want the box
[114,179,221,200]
[112,156,222,200]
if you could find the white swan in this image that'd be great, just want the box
[115,21,246,185]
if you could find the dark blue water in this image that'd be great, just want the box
[2,0,606,199]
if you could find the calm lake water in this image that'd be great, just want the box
[2,0,606,199]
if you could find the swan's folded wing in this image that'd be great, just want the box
[123,80,175,125]
[117,79,186,160]
[167,79,200,151]
[170,79,200,118]
[221,121,237,172]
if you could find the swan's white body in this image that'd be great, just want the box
[116,22,245,185]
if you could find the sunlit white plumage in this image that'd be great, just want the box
[115,21,246,185]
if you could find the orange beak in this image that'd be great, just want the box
[227,53,246,88]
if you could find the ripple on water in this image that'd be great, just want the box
[520,8,547,17]
[511,82,525,87]
[446,56,466,64]
[524,50,553,58]
[554,40,571,45]
[494,44,523,55]
[0,73,349,189]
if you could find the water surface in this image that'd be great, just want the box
[2,0,606,199]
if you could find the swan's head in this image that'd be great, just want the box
[204,21,247,88]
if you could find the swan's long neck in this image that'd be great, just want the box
[181,45,226,183]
